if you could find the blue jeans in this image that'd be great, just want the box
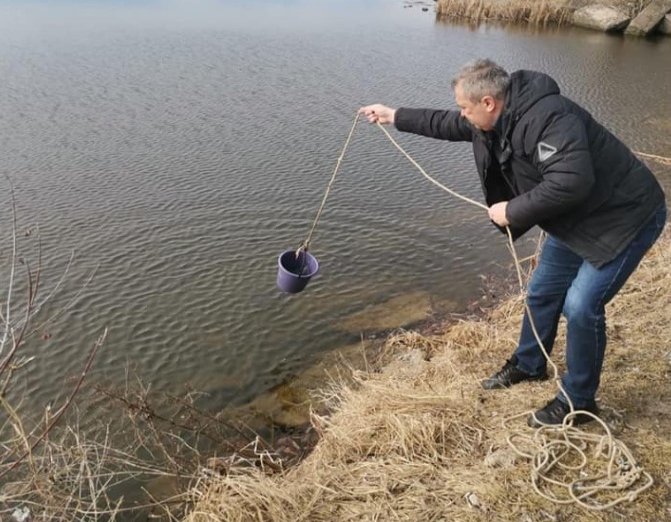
[514,204,667,408]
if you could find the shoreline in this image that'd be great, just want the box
[187,228,671,521]
[203,258,530,478]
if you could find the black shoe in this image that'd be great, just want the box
[527,397,599,428]
[481,356,547,390]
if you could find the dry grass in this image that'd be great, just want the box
[185,229,671,521]
[436,0,575,25]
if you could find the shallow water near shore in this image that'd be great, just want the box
[0,0,669,419]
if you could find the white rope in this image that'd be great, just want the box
[297,114,361,255]
[634,150,671,166]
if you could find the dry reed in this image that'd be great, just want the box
[436,0,575,26]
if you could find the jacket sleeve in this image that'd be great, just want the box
[394,108,474,142]
[506,112,594,229]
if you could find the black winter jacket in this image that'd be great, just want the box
[394,70,665,267]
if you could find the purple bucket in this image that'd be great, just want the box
[277,250,319,294]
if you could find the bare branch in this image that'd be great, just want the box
[0,329,106,481]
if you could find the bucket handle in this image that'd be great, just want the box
[294,242,309,276]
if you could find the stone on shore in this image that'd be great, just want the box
[572,5,630,32]
[625,0,671,36]
[660,14,671,35]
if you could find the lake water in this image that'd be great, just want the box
[1,0,670,414]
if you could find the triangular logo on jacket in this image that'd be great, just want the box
[537,142,557,162]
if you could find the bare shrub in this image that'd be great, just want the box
[0,181,318,521]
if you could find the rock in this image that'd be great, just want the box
[395,348,425,365]
[572,5,630,32]
[11,508,31,522]
[464,492,482,509]
[660,14,671,35]
[484,448,520,468]
[422,7,429,11]
[625,0,671,36]
[335,292,437,334]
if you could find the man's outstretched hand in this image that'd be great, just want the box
[358,104,396,125]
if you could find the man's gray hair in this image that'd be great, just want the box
[451,59,510,102]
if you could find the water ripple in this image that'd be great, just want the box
[0,3,668,412]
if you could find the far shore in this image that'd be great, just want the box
[427,0,671,37]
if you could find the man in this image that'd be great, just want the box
[359,58,666,427]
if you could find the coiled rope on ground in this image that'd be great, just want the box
[302,112,671,510]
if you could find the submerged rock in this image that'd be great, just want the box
[572,5,630,32]
[335,291,456,334]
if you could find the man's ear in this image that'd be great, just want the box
[482,95,497,113]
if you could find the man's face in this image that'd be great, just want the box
[454,82,497,131]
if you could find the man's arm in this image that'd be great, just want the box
[395,108,473,142]
[359,104,473,142]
